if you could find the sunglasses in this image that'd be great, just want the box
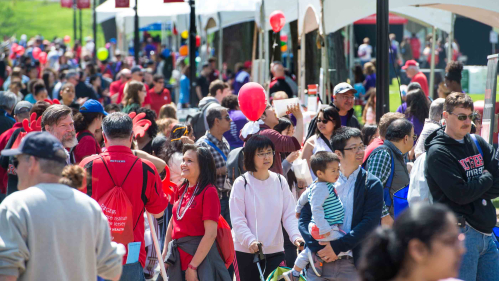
[449,112,477,121]
[220,115,231,121]
[12,157,19,169]
[317,118,332,124]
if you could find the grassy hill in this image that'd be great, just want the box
[0,0,105,47]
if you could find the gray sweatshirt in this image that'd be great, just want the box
[0,183,123,281]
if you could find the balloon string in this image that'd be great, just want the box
[270,32,277,81]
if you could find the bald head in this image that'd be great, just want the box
[273,63,285,77]
[429,98,445,122]
[119,69,132,82]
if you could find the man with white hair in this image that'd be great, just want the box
[0,91,17,136]
[414,98,445,158]
[269,62,294,98]
[109,69,132,99]
[402,60,429,97]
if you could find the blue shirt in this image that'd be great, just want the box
[340,115,348,126]
[179,75,190,104]
[334,166,361,256]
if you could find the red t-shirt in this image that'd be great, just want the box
[79,146,168,267]
[411,72,429,97]
[0,122,22,152]
[171,183,220,270]
[148,87,171,116]
[109,80,123,96]
[74,130,101,164]
[117,82,151,106]
[363,138,384,163]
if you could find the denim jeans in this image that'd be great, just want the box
[119,262,145,281]
[306,259,358,281]
[459,224,499,281]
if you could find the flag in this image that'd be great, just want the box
[164,0,184,3]
[115,0,130,8]
[77,0,90,9]
[61,0,72,8]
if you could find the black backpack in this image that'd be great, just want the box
[188,100,217,141]
[226,147,245,187]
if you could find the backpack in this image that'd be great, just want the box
[226,147,245,187]
[407,152,432,206]
[188,100,217,141]
[365,144,409,217]
[97,156,139,246]
[216,215,235,268]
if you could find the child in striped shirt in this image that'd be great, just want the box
[281,151,344,281]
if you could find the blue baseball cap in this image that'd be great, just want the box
[1,131,67,164]
[80,99,108,116]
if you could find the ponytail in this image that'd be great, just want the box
[358,227,404,281]
[358,203,454,281]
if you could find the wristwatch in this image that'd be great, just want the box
[188,264,198,271]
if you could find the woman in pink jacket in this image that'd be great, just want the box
[229,135,304,281]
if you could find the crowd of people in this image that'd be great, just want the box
[0,33,495,281]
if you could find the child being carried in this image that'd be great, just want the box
[281,151,345,281]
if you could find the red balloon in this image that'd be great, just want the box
[64,35,71,43]
[32,47,42,60]
[280,34,288,42]
[269,10,285,33]
[238,82,267,121]
[196,35,201,48]
[15,45,25,56]
[39,52,48,64]
[11,43,18,52]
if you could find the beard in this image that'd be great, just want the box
[63,134,78,148]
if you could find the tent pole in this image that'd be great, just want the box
[189,0,196,102]
[93,0,96,63]
[349,24,355,83]
[320,0,329,104]
[134,0,139,64]
[299,34,305,104]
[375,0,389,122]
[251,21,258,81]
[429,26,437,99]
[218,12,223,75]
[447,13,455,62]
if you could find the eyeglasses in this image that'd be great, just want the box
[343,145,366,152]
[449,112,477,121]
[412,134,418,141]
[256,151,275,158]
[436,233,465,247]
[12,157,19,169]
[317,118,332,124]
[337,95,355,101]
[219,115,231,121]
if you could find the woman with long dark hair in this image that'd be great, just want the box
[405,88,430,137]
[161,144,232,281]
[300,106,341,180]
[72,99,107,163]
[230,135,304,281]
[358,203,465,281]
[160,124,195,187]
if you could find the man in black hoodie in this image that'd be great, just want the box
[305,82,360,140]
[425,92,499,281]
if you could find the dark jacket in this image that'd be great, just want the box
[163,236,231,281]
[305,104,360,140]
[424,128,499,233]
[0,109,15,136]
[299,168,383,266]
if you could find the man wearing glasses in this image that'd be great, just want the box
[425,92,499,281]
[365,119,415,221]
[298,127,383,280]
[306,83,360,141]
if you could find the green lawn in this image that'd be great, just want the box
[0,0,105,47]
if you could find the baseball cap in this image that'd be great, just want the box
[131,66,142,74]
[1,131,67,164]
[402,60,418,70]
[333,82,357,96]
[80,99,108,116]
[14,101,33,115]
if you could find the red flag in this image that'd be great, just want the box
[164,0,184,2]
[61,0,72,8]
[115,0,129,8]
[76,0,90,9]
